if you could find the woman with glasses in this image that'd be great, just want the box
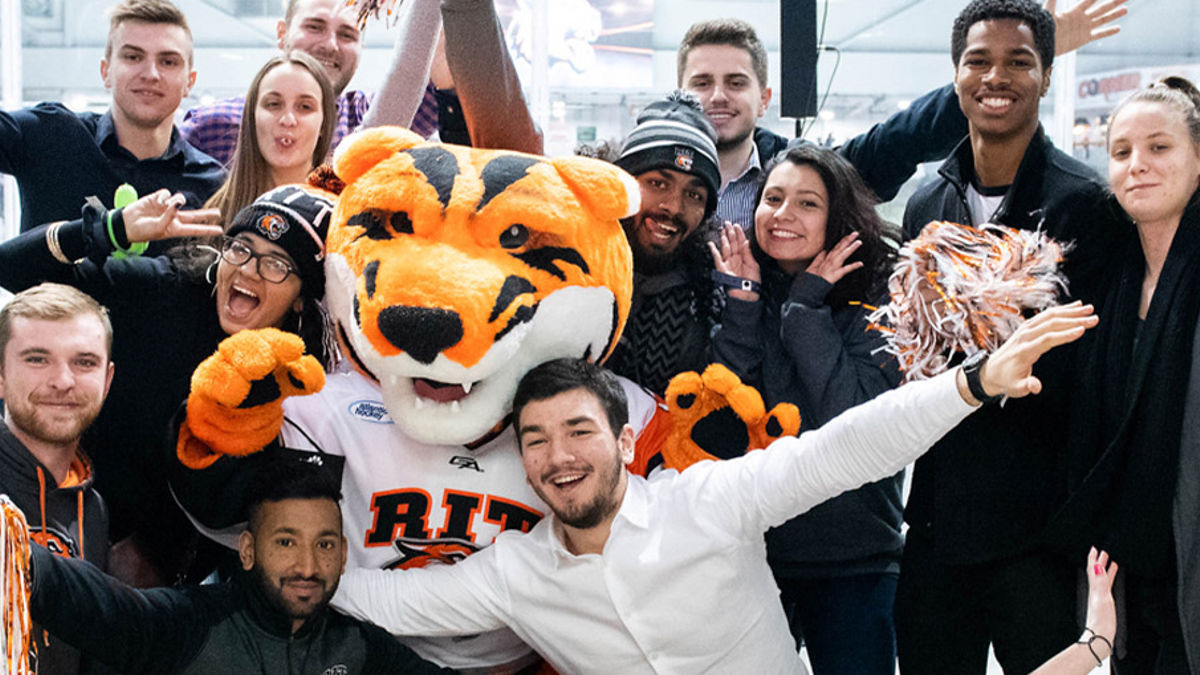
[0,183,335,587]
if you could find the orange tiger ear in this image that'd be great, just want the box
[549,155,641,221]
[333,127,427,186]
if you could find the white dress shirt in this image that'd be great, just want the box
[333,369,975,673]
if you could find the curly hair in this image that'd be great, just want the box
[751,143,898,307]
[951,0,1055,70]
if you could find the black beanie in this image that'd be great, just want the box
[226,184,335,299]
[615,90,721,219]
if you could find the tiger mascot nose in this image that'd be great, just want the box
[376,305,464,365]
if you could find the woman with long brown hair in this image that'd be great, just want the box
[205,50,336,225]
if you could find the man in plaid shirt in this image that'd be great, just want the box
[180,0,441,167]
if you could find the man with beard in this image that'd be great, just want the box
[16,458,450,674]
[606,90,721,394]
[0,283,114,675]
[328,302,1097,673]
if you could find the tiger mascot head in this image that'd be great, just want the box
[325,127,640,445]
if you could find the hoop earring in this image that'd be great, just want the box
[296,308,304,336]
[206,259,218,286]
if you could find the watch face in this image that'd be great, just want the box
[962,350,987,371]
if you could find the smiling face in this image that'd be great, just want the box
[240,498,346,633]
[953,18,1049,143]
[1109,100,1200,230]
[624,169,709,265]
[254,62,325,182]
[278,0,361,95]
[517,388,634,532]
[755,161,829,274]
[215,233,304,336]
[101,19,195,134]
[681,44,771,151]
[0,315,114,453]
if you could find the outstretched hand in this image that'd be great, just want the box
[708,222,760,302]
[967,301,1098,401]
[120,189,224,243]
[1051,0,1128,56]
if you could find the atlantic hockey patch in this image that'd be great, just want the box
[349,400,393,424]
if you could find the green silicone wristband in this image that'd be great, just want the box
[107,209,147,258]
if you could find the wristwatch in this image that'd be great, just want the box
[961,351,1002,405]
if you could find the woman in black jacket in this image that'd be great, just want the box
[1059,76,1200,674]
[709,143,901,674]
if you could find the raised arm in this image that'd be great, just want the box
[29,546,204,675]
[441,0,542,153]
[0,191,220,296]
[836,83,966,203]
[704,302,1098,535]
[359,0,442,131]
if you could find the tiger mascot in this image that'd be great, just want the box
[172,127,798,671]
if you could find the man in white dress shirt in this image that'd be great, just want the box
[332,303,1097,674]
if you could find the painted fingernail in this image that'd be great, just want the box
[1094,564,1102,576]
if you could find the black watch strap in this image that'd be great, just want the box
[962,352,1002,405]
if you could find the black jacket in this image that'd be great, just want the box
[755,83,968,202]
[29,545,454,675]
[0,424,108,675]
[713,273,902,577]
[901,128,1118,565]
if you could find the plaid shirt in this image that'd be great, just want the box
[180,84,439,167]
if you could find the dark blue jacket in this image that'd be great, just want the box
[713,272,902,577]
[0,103,224,232]
[755,83,968,202]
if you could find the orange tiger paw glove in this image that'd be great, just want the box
[177,328,325,469]
[661,363,800,471]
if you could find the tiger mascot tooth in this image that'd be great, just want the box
[172,127,798,671]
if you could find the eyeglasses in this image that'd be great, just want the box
[219,237,297,284]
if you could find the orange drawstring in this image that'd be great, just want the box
[76,491,84,561]
[34,468,47,549]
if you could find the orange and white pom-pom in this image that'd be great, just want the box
[0,496,33,674]
[351,0,404,28]
[868,221,1069,381]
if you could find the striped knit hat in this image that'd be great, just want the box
[615,90,720,219]
[226,184,336,298]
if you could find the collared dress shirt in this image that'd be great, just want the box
[0,103,226,231]
[714,141,763,233]
[334,369,974,674]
